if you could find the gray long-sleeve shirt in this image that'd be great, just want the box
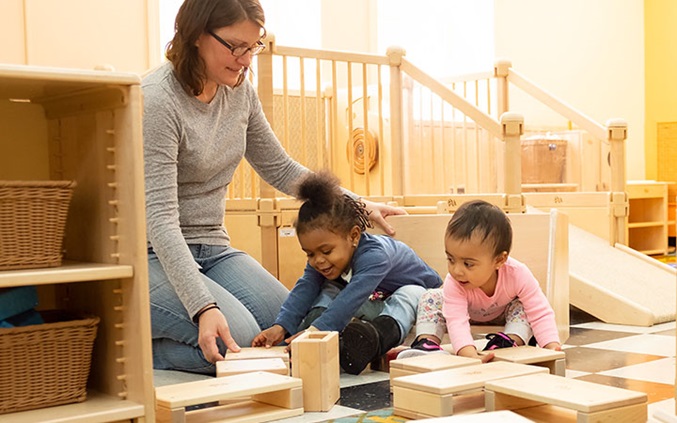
[142,63,309,318]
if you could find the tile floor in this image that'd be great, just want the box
[154,306,677,422]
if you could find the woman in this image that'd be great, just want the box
[143,0,404,374]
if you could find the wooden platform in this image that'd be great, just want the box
[391,362,548,419]
[155,371,303,423]
[485,373,648,422]
[479,346,566,376]
[413,410,535,421]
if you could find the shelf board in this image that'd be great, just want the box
[0,261,134,287]
[3,391,145,423]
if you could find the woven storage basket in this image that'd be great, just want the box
[0,310,99,414]
[0,180,75,270]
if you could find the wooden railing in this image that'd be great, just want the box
[229,36,628,245]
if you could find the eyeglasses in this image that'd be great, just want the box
[208,30,265,57]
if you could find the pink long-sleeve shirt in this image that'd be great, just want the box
[441,257,559,353]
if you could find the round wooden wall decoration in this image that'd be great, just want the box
[346,127,379,174]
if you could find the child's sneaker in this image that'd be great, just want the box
[396,337,450,360]
[482,332,517,351]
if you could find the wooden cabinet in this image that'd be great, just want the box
[0,64,154,422]
[626,181,669,255]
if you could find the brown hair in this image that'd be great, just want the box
[166,0,265,95]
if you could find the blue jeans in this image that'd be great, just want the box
[148,244,289,374]
[304,280,425,344]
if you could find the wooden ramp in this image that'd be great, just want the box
[569,224,676,326]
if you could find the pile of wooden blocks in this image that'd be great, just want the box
[154,331,340,423]
[389,346,647,422]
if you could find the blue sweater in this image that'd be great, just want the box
[274,232,442,334]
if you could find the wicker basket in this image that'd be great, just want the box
[0,310,99,414]
[0,180,75,270]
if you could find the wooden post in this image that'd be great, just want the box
[291,331,340,412]
[494,59,511,119]
[607,118,628,246]
[500,112,525,213]
[387,46,405,196]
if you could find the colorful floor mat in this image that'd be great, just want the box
[328,409,405,423]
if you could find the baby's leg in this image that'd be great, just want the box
[503,299,533,346]
[413,288,446,343]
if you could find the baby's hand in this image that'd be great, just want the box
[543,342,562,351]
[251,325,285,348]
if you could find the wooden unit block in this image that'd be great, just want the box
[154,371,303,423]
[484,372,647,422]
[224,346,290,373]
[391,362,548,418]
[479,346,566,376]
[217,358,288,377]
[291,331,340,412]
[390,354,481,385]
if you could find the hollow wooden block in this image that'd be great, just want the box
[389,354,481,386]
[484,372,648,423]
[223,346,290,374]
[291,330,340,412]
[155,371,303,423]
[479,346,566,376]
[217,357,289,377]
[391,361,548,419]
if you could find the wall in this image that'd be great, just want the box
[0,0,155,74]
[494,0,645,180]
[645,0,677,181]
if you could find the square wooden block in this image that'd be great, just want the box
[291,330,340,412]
[392,361,548,419]
[480,346,566,376]
[217,357,289,377]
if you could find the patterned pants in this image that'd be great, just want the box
[414,288,533,346]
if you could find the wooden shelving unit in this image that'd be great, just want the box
[0,64,154,422]
[626,181,669,255]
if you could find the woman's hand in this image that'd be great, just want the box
[252,324,286,348]
[196,307,241,363]
[362,199,406,236]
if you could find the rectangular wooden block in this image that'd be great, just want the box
[155,371,303,423]
[479,346,566,376]
[391,362,548,418]
[217,357,289,377]
[485,372,648,422]
[224,346,290,373]
[291,330,340,412]
[390,354,481,384]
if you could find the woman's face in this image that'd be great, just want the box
[197,19,262,88]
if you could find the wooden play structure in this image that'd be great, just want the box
[221,37,676,327]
